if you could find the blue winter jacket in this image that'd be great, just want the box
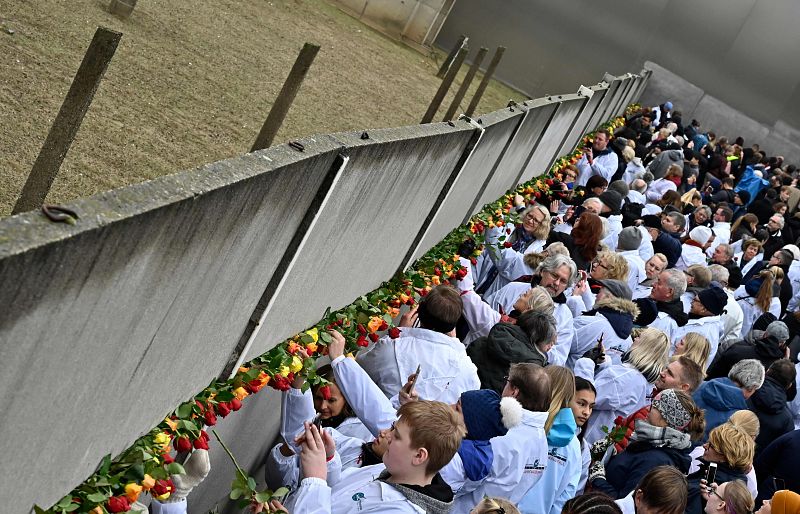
[692,378,747,443]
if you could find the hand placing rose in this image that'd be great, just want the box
[299,422,328,480]
[328,329,346,361]
[399,305,418,328]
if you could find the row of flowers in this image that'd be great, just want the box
[38,106,635,514]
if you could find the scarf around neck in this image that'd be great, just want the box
[631,419,691,450]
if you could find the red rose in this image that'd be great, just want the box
[162,452,175,464]
[199,430,209,442]
[434,267,442,276]
[319,385,331,400]
[378,320,389,331]
[419,288,429,297]
[405,297,415,306]
[388,327,401,339]
[194,436,209,450]
[107,495,131,513]
[356,335,369,347]
[195,400,206,413]
[215,402,231,418]
[203,409,217,427]
[356,324,367,335]
[152,479,174,497]
[175,436,192,453]
[230,398,242,411]
[368,333,379,342]
[503,241,513,248]
[470,257,477,265]
[245,378,263,394]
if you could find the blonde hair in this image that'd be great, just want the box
[520,204,552,241]
[686,265,712,288]
[471,497,521,514]
[524,286,555,315]
[676,333,711,371]
[628,328,670,383]
[397,400,466,474]
[717,480,754,514]
[708,423,755,471]
[543,366,576,433]
[596,250,630,281]
[754,266,782,312]
[524,243,569,273]
[728,410,759,439]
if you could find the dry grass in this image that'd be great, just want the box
[0,0,522,216]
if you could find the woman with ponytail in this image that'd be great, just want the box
[520,366,581,514]
[735,266,783,337]
[589,389,705,499]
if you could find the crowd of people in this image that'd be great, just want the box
[141,102,800,514]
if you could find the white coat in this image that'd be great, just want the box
[570,312,632,368]
[285,467,435,514]
[706,221,731,258]
[616,493,635,514]
[266,432,350,491]
[485,281,575,366]
[734,251,763,277]
[671,315,723,368]
[603,214,624,251]
[720,290,744,348]
[476,224,545,298]
[788,260,800,312]
[440,409,549,511]
[576,152,619,187]
[675,244,707,271]
[518,436,581,514]
[574,358,650,446]
[357,326,479,404]
[650,311,678,343]
[619,249,646,292]
[735,294,781,339]
[645,178,677,203]
[636,226,655,262]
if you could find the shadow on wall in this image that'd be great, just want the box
[640,61,800,165]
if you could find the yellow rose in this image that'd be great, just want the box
[233,387,249,400]
[279,365,291,377]
[141,474,156,491]
[125,483,143,503]
[305,342,318,354]
[289,356,303,373]
[154,432,170,446]
[305,328,319,343]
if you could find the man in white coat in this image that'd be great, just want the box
[672,285,728,367]
[708,265,744,350]
[576,129,619,187]
[644,269,688,343]
[706,206,733,258]
[617,226,647,292]
[357,285,479,404]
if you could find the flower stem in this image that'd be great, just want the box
[211,429,245,476]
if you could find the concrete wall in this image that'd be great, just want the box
[640,61,800,164]
[436,0,800,153]
[0,70,646,513]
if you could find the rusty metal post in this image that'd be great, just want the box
[421,45,468,124]
[12,27,122,215]
[109,0,138,18]
[436,34,467,78]
[443,46,487,121]
[465,46,506,118]
[251,43,320,152]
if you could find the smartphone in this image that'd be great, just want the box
[596,333,605,350]
[312,414,323,431]
[773,478,786,491]
[706,462,717,485]
[406,364,422,393]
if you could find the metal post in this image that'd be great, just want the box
[12,27,122,215]
[421,45,468,124]
[251,43,320,152]
[443,47,487,121]
[109,0,138,18]
[464,46,506,117]
[436,35,467,78]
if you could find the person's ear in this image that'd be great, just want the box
[414,447,429,467]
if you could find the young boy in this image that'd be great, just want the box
[285,400,466,513]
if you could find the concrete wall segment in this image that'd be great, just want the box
[0,140,342,513]
[249,122,475,360]
[521,97,586,182]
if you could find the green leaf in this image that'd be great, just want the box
[86,492,108,503]
[254,490,273,503]
[97,454,112,475]
[299,333,314,343]
[64,505,79,513]
[178,419,198,432]
[273,486,289,499]
[215,390,235,402]
[176,403,193,419]
[319,331,332,343]
[33,506,47,514]
[166,462,186,475]
[247,476,257,492]
[230,488,243,500]
[56,496,74,508]
[124,463,145,481]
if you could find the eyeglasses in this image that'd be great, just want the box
[524,212,545,224]
[543,270,569,285]
[592,260,608,271]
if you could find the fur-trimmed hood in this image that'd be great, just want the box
[586,296,640,339]
[593,295,640,317]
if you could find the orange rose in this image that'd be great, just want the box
[141,474,156,491]
[124,483,142,503]
[367,316,383,334]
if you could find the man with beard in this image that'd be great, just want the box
[635,269,688,343]
[576,129,619,187]
[485,254,578,366]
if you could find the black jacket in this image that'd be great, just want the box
[653,231,682,268]
[705,336,784,380]
[720,259,743,289]
[755,429,800,504]
[466,322,546,394]
[748,376,794,457]
[593,440,692,499]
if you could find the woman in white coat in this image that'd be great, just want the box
[734,238,764,277]
[735,266,783,338]
[574,327,670,446]
[473,204,551,297]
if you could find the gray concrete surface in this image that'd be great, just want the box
[0,140,341,513]
[410,108,523,264]
[556,87,605,158]
[521,96,586,182]
[436,0,800,134]
[248,122,475,360]
[470,100,560,214]
[640,61,800,164]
